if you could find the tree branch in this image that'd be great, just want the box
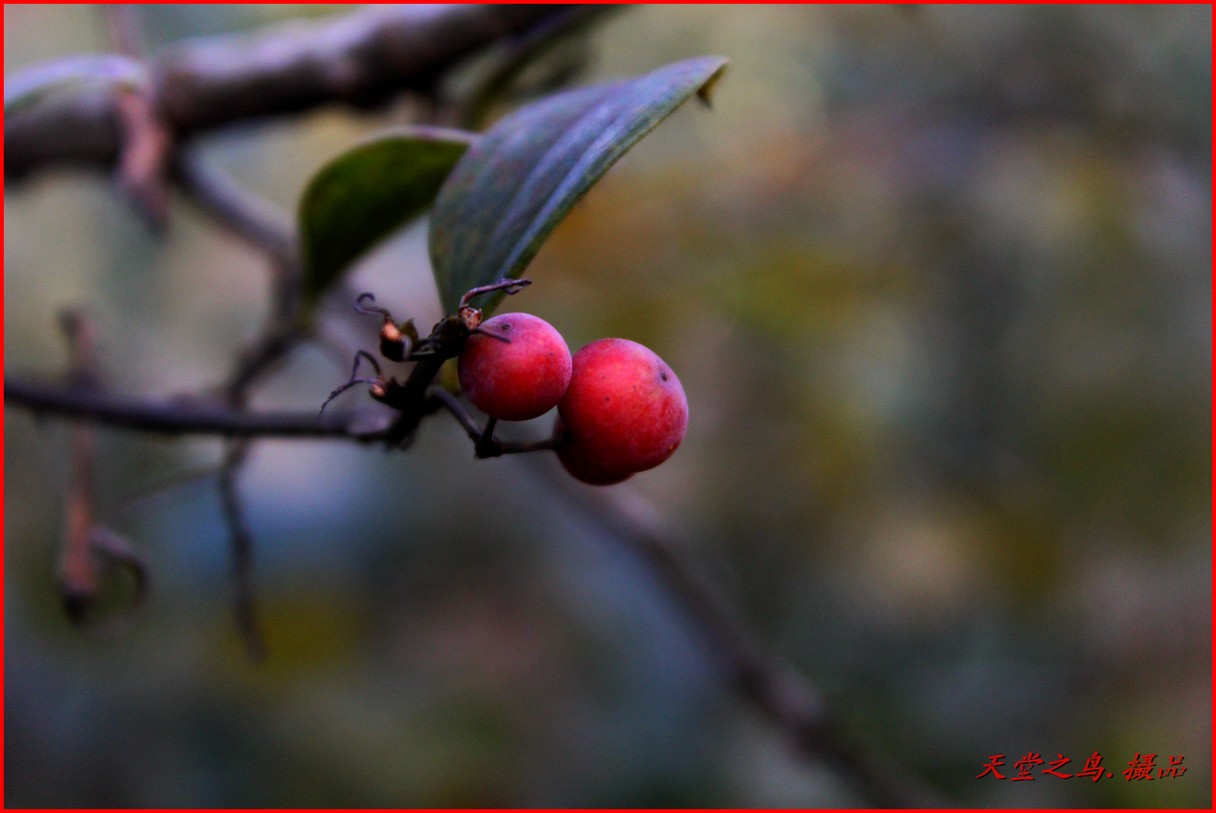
[6,7,943,801]
[5,5,577,180]
[5,371,943,803]
[4,377,387,440]
[524,458,945,807]
[171,149,313,660]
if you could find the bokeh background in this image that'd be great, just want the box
[5,4,1211,807]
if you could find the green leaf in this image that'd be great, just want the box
[297,126,477,311]
[429,55,729,315]
[4,55,148,115]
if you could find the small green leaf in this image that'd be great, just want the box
[4,55,148,115]
[297,127,477,311]
[429,56,729,315]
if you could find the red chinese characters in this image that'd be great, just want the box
[1042,753,1072,779]
[1159,755,1187,779]
[976,754,1007,780]
[977,751,1186,782]
[1011,753,1044,781]
[1076,751,1111,782]
[1124,753,1158,781]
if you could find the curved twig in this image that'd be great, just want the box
[519,455,946,807]
[172,150,297,269]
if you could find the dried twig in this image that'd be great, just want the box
[57,312,103,619]
[55,312,149,631]
[59,416,102,620]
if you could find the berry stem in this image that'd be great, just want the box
[381,355,446,446]
[458,277,531,310]
[427,388,563,458]
[475,416,499,457]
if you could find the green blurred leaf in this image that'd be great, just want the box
[297,126,477,311]
[429,56,729,315]
[4,55,148,115]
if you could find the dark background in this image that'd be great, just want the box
[5,5,1211,807]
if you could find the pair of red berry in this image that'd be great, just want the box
[458,313,688,485]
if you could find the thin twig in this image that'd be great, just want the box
[432,379,944,804]
[520,455,945,808]
[223,322,310,406]
[56,312,150,632]
[429,387,483,438]
[5,378,385,440]
[82,527,150,638]
[172,150,298,271]
[113,463,224,522]
[171,150,309,405]
[172,148,312,661]
[58,313,103,620]
[114,85,173,228]
[218,441,265,661]
[101,4,173,227]
[475,416,499,457]
[427,388,563,457]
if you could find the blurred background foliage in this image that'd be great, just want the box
[4,4,1210,807]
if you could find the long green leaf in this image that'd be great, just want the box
[297,127,477,310]
[429,56,728,314]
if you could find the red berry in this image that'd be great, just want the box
[458,312,571,421]
[556,338,688,478]
[554,417,635,486]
